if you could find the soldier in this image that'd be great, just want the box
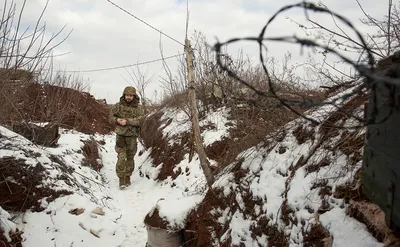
[109,86,144,189]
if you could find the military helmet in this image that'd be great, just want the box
[123,86,136,95]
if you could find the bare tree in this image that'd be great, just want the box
[0,0,72,73]
[291,1,398,63]
[267,1,399,107]
[357,0,400,57]
[122,64,154,108]
[0,0,87,133]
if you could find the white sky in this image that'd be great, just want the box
[11,0,383,103]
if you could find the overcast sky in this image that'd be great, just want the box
[12,0,383,104]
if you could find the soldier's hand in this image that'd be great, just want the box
[119,119,127,126]
[117,118,126,126]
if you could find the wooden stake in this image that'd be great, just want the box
[185,39,215,188]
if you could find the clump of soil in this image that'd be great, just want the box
[0,157,72,212]
[140,111,189,180]
[82,138,102,171]
[0,229,23,247]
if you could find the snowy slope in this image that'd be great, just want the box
[0,95,384,247]
[186,93,382,246]
[0,105,230,246]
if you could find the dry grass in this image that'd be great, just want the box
[0,228,23,247]
[302,223,332,247]
[0,80,113,135]
[347,200,388,242]
[184,188,233,247]
[140,111,190,180]
[184,160,290,247]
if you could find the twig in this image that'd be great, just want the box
[2,174,12,194]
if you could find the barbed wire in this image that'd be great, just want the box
[106,0,186,48]
[213,1,396,128]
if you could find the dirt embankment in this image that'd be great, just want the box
[0,81,113,135]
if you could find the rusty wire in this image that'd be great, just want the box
[214,1,396,128]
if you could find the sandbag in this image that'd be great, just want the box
[12,122,60,147]
[146,226,183,247]
[362,51,400,235]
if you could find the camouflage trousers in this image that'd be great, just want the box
[115,135,137,178]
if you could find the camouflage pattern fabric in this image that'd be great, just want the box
[115,135,137,178]
[109,93,144,178]
[109,96,144,137]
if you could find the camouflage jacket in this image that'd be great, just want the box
[109,96,144,137]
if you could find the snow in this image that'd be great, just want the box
[0,206,17,242]
[0,101,385,247]
[0,123,208,246]
[226,211,254,246]
[210,96,383,246]
[320,208,381,247]
[159,106,233,147]
[160,108,192,146]
[20,194,126,247]
[30,122,50,127]
[157,195,203,230]
[200,107,234,146]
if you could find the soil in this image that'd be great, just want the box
[0,157,72,213]
[0,81,113,135]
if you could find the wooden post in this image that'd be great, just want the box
[185,39,215,187]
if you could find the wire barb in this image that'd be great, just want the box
[213,1,395,129]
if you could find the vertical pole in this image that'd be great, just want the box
[185,39,215,187]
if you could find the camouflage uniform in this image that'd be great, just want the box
[109,86,144,188]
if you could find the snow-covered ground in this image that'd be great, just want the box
[0,102,384,246]
[201,102,383,246]
[0,122,206,246]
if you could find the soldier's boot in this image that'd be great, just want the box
[119,177,126,189]
[125,176,131,187]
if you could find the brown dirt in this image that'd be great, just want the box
[333,130,365,166]
[140,101,285,181]
[141,89,304,181]
[347,200,388,242]
[204,137,232,167]
[302,223,332,247]
[274,97,368,244]
[0,157,72,212]
[144,81,370,246]
[140,111,189,180]
[205,105,298,171]
[144,208,170,229]
[320,93,367,132]
[347,200,400,245]
[185,164,289,246]
[250,216,289,247]
[333,169,368,203]
[184,188,234,247]
[82,138,102,171]
[0,229,23,247]
[292,124,315,145]
[305,158,331,174]
[0,81,113,135]
[332,167,400,244]
[12,122,59,147]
